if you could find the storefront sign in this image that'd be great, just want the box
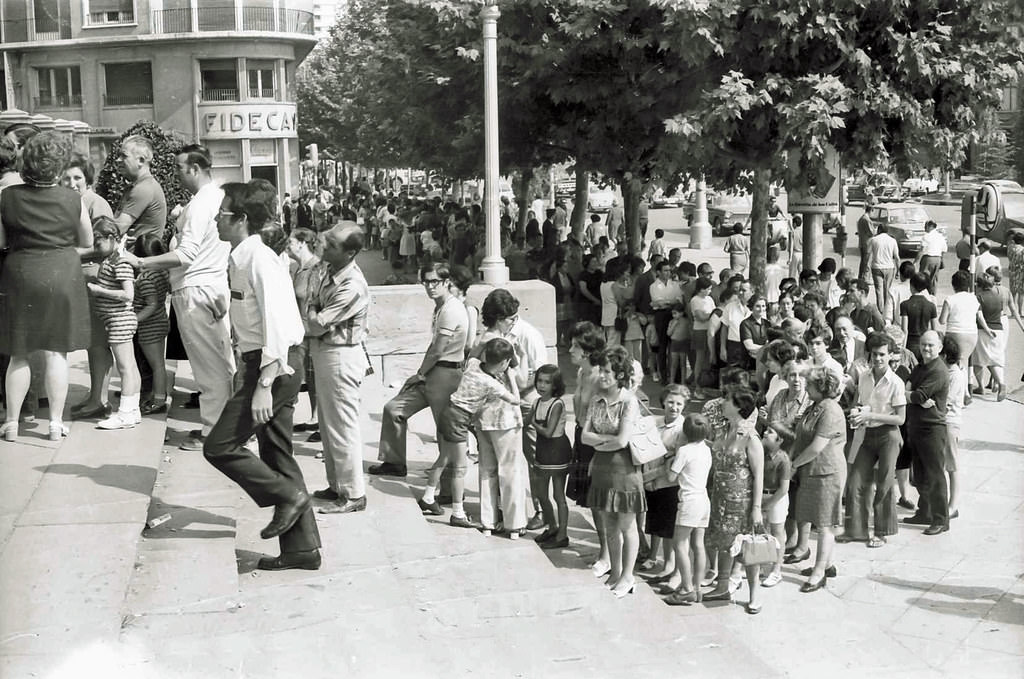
[200,104,297,140]
[249,139,277,165]
[207,140,242,167]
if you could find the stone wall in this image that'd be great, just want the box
[365,279,557,386]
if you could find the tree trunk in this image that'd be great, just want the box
[621,174,643,256]
[749,167,771,296]
[570,171,589,234]
[516,168,533,237]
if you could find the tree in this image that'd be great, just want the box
[94,120,190,243]
[666,0,1024,293]
[1012,105,1024,182]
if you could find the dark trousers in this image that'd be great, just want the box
[653,309,672,377]
[846,425,901,538]
[204,345,321,554]
[908,422,949,528]
[919,255,941,295]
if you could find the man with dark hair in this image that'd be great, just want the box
[817,257,841,309]
[205,181,320,570]
[306,222,371,514]
[903,330,950,535]
[856,207,874,280]
[899,273,938,363]
[866,223,900,314]
[113,134,167,245]
[372,262,468,477]
[650,259,681,382]
[843,332,906,548]
[849,279,886,335]
[122,144,234,449]
[914,220,945,293]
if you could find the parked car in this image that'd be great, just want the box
[867,202,942,255]
[709,193,753,236]
[902,176,940,195]
[588,185,616,212]
[975,180,1024,246]
[875,184,912,203]
[651,188,685,208]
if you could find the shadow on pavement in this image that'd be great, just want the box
[142,500,235,540]
[868,574,1024,623]
[35,462,157,495]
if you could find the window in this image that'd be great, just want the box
[104,62,152,106]
[85,0,134,25]
[33,0,71,39]
[1001,84,1019,113]
[36,66,81,108]
[201,59,238,101]
[247,60,276,99]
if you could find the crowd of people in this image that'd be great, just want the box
[2,129,1020,606]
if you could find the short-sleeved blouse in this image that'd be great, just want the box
[767,387,812,451]
[944,292,980,334]
[792,398,847,477]
[590,390,634,436]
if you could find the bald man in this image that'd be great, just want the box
[903,330,950,535]
[305,222,371,514]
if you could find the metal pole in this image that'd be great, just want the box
[689,176,711,249]
[478,3,508,285]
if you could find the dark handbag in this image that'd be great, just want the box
[614,315,627,333]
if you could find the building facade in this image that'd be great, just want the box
[0,0,317,192]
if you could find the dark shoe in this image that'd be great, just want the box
[71,402,112,420]
[260,490,311,539]
[293,422,314,432]
[418,498,444,515]
[449,514,477,529]
[140,399,167,416]
[312,488,340,501]
[540,536,569,550]
[897,497,916,511]
[665,589,697,606]
[783,549,811,564]
[923,524,949,536]
[183,392,201,409]
[800,576,828,593]
[836,534,866,544]
[306,432,322,443]
[317,496,366,514]
[368,462,407,477]
[534,527,558,543]
[525,513,546,531]
[801,565,837,578]
[257,549,321,571]
[903,514,932,526]
[702,589,732,602]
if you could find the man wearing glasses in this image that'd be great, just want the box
[371,263,468,477]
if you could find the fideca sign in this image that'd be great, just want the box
[200,104,298,140]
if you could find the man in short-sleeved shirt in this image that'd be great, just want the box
[114,135,167,246]
[899,274,937,362]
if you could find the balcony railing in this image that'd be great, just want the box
[35,93,83,108]
[85,10,136,26]
[248,87,277,99]
[104,92,154,107]
[201,88,239,102]
[1,18,72,42]
[151,6,313,35]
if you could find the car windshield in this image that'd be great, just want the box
[1002,193,1024,221]
[888,207,928,222]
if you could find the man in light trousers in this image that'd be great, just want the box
[306,223,371,514]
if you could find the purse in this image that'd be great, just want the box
[629,401,668,466]
[738,533,782,566]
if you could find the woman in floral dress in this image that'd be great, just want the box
[1007,230,1024,316]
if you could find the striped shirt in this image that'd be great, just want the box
[95,256,135,316]
[305,259,370,346]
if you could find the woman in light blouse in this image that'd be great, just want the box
[790,367,848,592]
[767,359,812,555]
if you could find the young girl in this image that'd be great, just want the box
[87,217,142,430]
[622,303,646,365]
[421,338,519,528]
[132,235,171,415]
[667,303,689,385]
[759,427,791,587]
[530,365,572,549]
[398,219,416,270]
[640,384,689,582]
[664,414,712,605]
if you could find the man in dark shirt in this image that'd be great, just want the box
[898,273,937,362]
[849,279,886,335]
[903,330,950,535]
[114,134,167,246]
[857,208,874,280]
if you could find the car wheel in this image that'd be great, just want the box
[712,216,722,236]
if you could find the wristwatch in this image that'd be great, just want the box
[258,375,275,389]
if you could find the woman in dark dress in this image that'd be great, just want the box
[0,132,92,442]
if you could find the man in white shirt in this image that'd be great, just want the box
[913,220,946,294]
[975,240,1000,276]
[866,223,901,316]
[205,180,320,571]
[606,198,625,243]
[649,260,681,381]
[122,145,235,451]
[842,332,906,548]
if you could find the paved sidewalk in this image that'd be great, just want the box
[2,351,1023,678]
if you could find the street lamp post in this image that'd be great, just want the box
[477,2,508,286]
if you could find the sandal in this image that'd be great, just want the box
[867,535,887,548]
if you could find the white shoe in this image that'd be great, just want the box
[97,410,141,430]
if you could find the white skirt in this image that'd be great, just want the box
[973,326,1007,367]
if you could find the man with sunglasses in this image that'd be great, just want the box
[371,263,468,477]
